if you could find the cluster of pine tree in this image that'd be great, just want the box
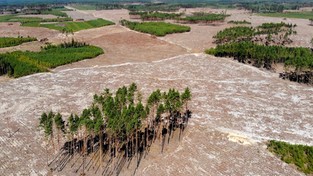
[39,83,192,174]
[214,22,296,45]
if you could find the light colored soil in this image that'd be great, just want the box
[64,7,97,21]
[0,7,312,176]
[0,22,59,41]
[0,54,312,175]
[92,9,132,23]
[161,8,313,51]
[53,25,188,70]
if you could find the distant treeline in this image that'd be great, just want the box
[268,140,313,174]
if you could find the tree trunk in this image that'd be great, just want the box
[99,131,103,165]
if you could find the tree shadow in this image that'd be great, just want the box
[49,110,192,175]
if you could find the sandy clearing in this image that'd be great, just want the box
[64,7,97,21]
[0,53,312,175]
[53,25,188,70]
[0,7,313,176]
[160,8,313,52]
[0,22,59,40]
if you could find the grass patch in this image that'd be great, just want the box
[0,36,37,48]
[205,41,313,70]
[0,15,114,33]
[0,41,103,78]
[259,12,313,20]
[177,12,229,23]
[70,4,98,10]
[228,20,251,25]
[268,140,313,174]
[40,9,69,17]
[129,11,183,20]
[40,18,114,33]
[120,20,190,36]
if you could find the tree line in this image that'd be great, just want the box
[176,12,229,24]
[268,140,313,174]
[206,41,313,84]
[0,40,103,78]
[129,11,183,21]
[214,22,296,45]
[120,20,190,37]
[39,83,192,175]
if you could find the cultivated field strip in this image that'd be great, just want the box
[0,53,312,175]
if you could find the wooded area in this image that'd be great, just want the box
[39,83,192,175]
[0,40,103,77]
[206,42,313,84]
[268,140,313,174]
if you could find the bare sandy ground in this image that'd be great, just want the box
[0,53,312,175]
[161,8,313,51]
[0,7,313,176]
[64,6,97,21]
[50,25,188,70]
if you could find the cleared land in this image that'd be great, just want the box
[0,6,312,176]
[0,53,312,175]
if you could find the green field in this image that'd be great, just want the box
[268,140,313,174]
[41,9,69,17]
[177,13,229,23]
[259,12,313,20]
[0,41,103,78]
[120,20,190,36]
[0,15,114,33]
[40,18,114,32]
[70,4,98,10]
[0,37,37,48]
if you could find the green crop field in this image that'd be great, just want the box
[0,15,114,33]
[0,37,37,48]
[120,20,190,36]
[40,18,114,32]
[259,12,313,20]
[0,41,103,78]
[70,4,98,10]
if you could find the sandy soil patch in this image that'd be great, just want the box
[0,22,59,40]
[53,25,188,70]
[160,8,313,52]
[92,9,132,23]
[0,53,312,175]
[64,8,97,21]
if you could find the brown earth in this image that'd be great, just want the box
[0,7,312,176]
[0,53,312,176]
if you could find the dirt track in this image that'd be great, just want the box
[0,7,312,176]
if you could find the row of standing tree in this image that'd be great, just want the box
[39,83,192,175]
